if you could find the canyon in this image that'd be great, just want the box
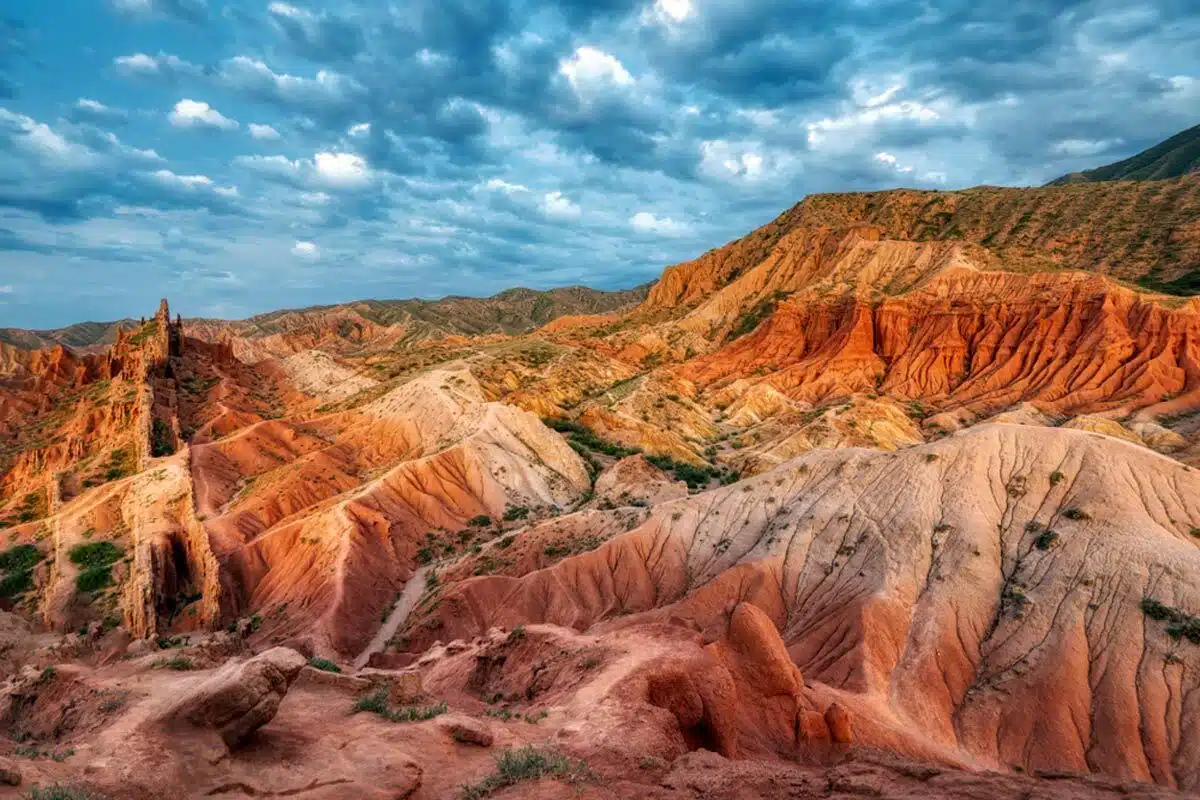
[1,168,1199,798]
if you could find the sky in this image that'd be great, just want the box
[0,1,1196,327]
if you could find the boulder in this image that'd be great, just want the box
[160,647,306,749]
[438,714,494,747]
[0,755,21,786]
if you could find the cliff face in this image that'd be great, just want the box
[642,177,1200,316]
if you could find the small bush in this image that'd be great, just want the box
[24,785,108,800]
[152,656,195,671]
[503,506,529,522]
[507,625,526,643]
[67,541,122,569]
[307,657,342,673]
[924,453,938,463]
[150,418,175,458]
[1062,507,1089,521]
[467,515,492,528]
[352,689,447,722]
[1049,471,1065,486]
[75,565,113,593]
[1034,530,1059,550]
[0,543,42,572]
[0,569,33,597]
[461,746,593,799]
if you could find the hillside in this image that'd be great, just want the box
[2,178,1200,797]
[0,318,137,353]
[1049,124,1200,184]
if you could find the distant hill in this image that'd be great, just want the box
[0,319,137,352]
[1048,124,1200,184]
[0,284,652,352]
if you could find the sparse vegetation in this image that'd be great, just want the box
[467,514,492,528]
[23,785,108,800]
[149,418,175,458]
[307,657,342,673]
[68,541,123,593]
[1034,530,1059,550]
[543,418,639,459]
[460,745,593,799]
[151,656,196,671]
[352,689,448,722]
[503,505,529,521]
[1062,507,1090,521]
[0,543,43,598]
[1141,597,1200,644]
[1049,471,1065,486]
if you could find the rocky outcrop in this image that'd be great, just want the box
[157,646,306,749]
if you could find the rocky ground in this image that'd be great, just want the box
[2,177,1200,798]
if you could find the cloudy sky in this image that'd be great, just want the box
[0,0,1196,327]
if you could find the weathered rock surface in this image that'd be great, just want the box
[158,646,306,748]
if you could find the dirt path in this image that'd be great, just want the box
[354,566,429,670]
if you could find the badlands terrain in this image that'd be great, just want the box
[1,142,1200,797]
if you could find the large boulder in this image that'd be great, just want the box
[0,755,21,786]
[159,647,307,749]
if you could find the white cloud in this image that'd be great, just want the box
[114,52,201,77]
[235,151,374,191]
[806,95,943,150]
[540,191,581,219]
[169,99,239,130]
[1052,138,1121,157]
[149,168,239,197]
[298,191,331,205]
[873,151,915,175]
[630,211,688,235]
[75,99,120,117]
[698,139,796,183]
[558,47,633,92]
[0,109,94,168]
[313,151,371,189]
[654,0,693,22]
[483,178,529,193]
[348,122,371,137]
[0,285,12,294]
[267,1,306,19]
[218,56,364,115]
[248,123,281,140]
[292,240,319,259]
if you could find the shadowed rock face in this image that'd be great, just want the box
[2,179,1200,796]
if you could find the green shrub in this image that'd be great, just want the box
[1034,530,1059,550]
[307,657,342,673]
[0,569,33,598]
[1062,507,1089,521]
[1049,471,1065,486]
[0,543,42,572]
[503,506,529,522]
[151,656,195,671]
[150,418,175,458]
[467,515,492,527]
[67,541,122,569]
[24,785,108,800]
[460,746,592,799]
[75,565,113,593]
[351,689,447,722]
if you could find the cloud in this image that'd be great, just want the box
[292,240,319,258]
[248,123,281,140]
[539,191,581,219]
[0,285,12,294]
[109,0,208,24]
[267,2,364,63]
[70,99,128,125]
[234,150,376,193]
[630,211,688,235]
[168,100,239,130]
[217,56,364,119]
[558,47,634,92]
[313,152,372,188]
[114,52,202,79]
[6,0,1200,326]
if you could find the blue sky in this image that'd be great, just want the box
[0,0,1196,327]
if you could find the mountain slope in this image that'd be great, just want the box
[1049,124,1200,184]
